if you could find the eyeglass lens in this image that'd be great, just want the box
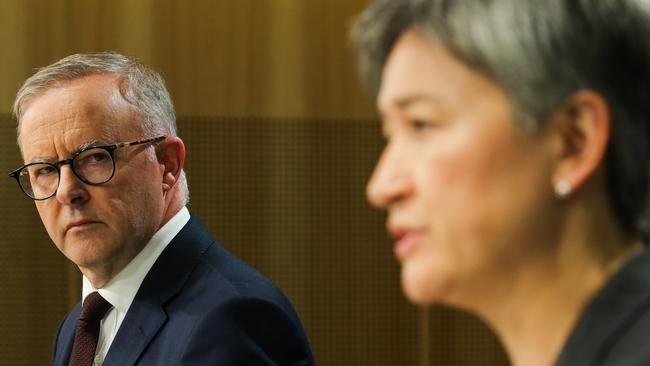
[18,148,115,199]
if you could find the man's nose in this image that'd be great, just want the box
[366,143,414,209]
[55,165,89,205]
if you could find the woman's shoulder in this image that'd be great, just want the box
[555,248,650,366]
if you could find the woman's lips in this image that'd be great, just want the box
[389,227,423,260]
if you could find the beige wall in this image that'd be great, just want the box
[0,1,508,365]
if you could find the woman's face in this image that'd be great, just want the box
[367,30,560,306]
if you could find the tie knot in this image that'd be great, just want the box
[79,292,112,322]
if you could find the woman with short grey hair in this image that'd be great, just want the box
[353,0,650,365]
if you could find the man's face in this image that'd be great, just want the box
[19,74,166,283]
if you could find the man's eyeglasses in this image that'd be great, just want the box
[9,136,166,200]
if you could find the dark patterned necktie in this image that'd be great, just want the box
[69,292,113,366]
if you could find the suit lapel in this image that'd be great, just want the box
[100,299,167,366]
[53,305,80,366]
[102,215,214,366]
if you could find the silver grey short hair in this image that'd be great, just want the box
[352,0,650,237]
[13,52,189,205]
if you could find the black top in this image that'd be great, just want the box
[555,249,650,366]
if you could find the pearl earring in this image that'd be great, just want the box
[554,180,572,198]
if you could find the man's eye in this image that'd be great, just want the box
[87,152,109,163]
[78,151,110,166]
[36,166,56,176]
[29,165,56,181]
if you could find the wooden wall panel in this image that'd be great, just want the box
[429,307,509,365]
[0,1,65,114]
[0,0,374,119]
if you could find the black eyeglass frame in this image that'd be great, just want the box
[9,135,166,200]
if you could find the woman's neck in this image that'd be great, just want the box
[479,229,643,366]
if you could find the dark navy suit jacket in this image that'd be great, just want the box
[51,215,314,365]
[555,248,650,366]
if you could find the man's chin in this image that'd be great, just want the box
[67,254,106,270]
[60,240,113,268]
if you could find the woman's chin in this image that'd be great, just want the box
[401,259,450,305]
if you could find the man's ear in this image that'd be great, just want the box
[550,90,610,196]
[157,136,186,193]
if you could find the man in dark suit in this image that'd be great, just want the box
[10,52,314,365]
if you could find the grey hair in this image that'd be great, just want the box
[13,52,189,205]
[352,0,650,237]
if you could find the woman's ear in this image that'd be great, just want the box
[549,90,610,197]
[157,136,186,192]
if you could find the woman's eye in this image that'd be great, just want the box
[410,120,431,131]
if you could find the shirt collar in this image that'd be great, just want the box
[81,207,191,311]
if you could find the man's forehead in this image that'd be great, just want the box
[16,73,140,163]
[21,127,117,163]
[20,106,120,143]
[20,77,131,136]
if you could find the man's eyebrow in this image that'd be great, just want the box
[74,139,108,154]
[29,139,109,163]
[28,156,53,164]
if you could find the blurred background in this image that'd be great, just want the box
[0,1,508,365]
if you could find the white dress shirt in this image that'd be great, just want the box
[80,207,191,366]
